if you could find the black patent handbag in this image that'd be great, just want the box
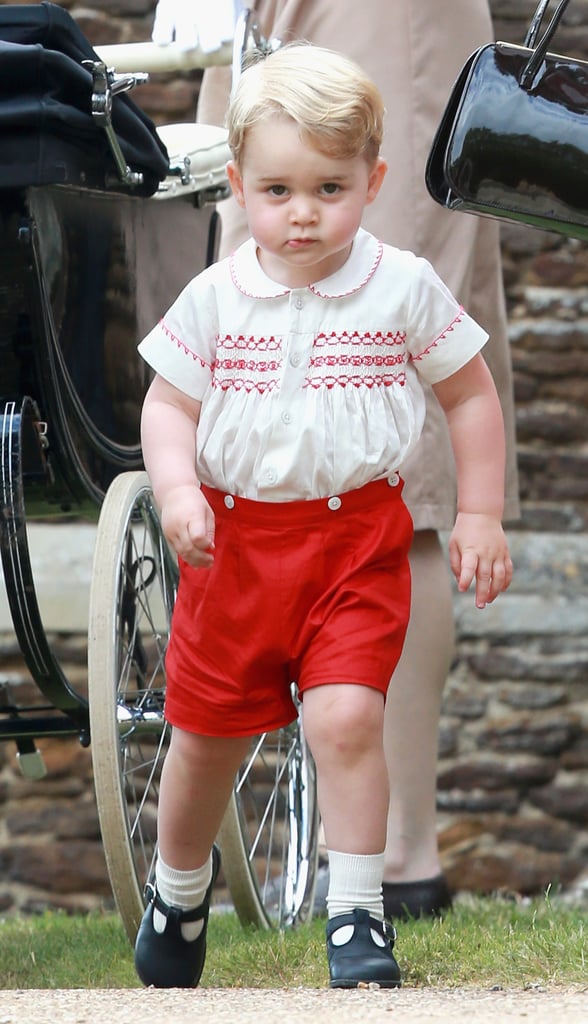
[425,0,588,239]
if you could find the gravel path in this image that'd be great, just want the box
[0,986,586,1023]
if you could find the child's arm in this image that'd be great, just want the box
[140,373,215,568]
[432,352,513,608]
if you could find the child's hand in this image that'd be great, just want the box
[161,485,215,568]
[448,512,513,609]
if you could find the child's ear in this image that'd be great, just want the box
[366,158,387,204]
[226,160,246,207]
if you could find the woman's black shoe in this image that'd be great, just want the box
[134,845,220,988]
[382,873,452,921]
[326,907,401,989]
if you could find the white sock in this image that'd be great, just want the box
[153,852,213,941]
[326,849,385,945]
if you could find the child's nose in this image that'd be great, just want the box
[290,197,317,224]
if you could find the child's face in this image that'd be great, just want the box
[226,116,386,288]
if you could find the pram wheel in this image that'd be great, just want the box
[219,714,320,929]
[88,471,176,942]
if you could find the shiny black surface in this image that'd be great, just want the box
[0,185,219,515]
[0,393,91,725]
[426,38,588,239]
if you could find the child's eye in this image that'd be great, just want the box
[321,182,340,195]
[268,184,288,196]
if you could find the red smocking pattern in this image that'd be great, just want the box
[209,330,410,393]
[306,330,407,389]
[212,334,283,393]
[305,373,406,390]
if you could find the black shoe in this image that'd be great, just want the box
[326,907,401,989]
[134,845,221,988]
[382,873,453,922]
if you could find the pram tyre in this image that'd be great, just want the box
[218,714,320,929]
[88,471,175,943]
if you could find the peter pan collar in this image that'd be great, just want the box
[229,227,383,300]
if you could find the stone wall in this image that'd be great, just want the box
[1,0,588,914]
[438,0,588,896]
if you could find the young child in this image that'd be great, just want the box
[134,43,513,990]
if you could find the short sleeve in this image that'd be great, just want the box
[137,267,220,401]
[406,258,489,385]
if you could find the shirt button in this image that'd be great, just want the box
[281,410,292,424]
[294,296,303,309]
[266,469,277,484]
[290,352,301,367]
[327,496,342,511]
[387,472,400,487]
[224,495,235,509]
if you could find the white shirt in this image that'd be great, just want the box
[138,228,488,501]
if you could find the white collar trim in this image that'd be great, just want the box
[229,228,383,300]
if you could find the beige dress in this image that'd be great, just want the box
[197,0,520,529]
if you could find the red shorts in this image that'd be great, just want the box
[164,477,413,737]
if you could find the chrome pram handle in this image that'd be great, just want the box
[83,59,149,188]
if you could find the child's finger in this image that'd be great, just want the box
[486,554,513,602]
[473,557,493,608]
[457,550,478,592]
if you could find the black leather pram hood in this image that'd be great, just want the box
[0,2,169,195]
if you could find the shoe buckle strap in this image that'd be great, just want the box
[143,882,209,923]
[144,881,156,903]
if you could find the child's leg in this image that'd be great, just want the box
[302,683,401,989]
[134,726,250,989]
[157,726,251,868]
[302,683,388,857]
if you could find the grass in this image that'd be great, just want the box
[0,894,585,990]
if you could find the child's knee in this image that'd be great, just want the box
[303,684,384,761]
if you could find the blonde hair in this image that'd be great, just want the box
[227,43,384,166]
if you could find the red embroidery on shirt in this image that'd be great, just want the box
[215,378,277,393]
[229,256,290,299]
[306,331,407,387]
[210,330,408,393]
[411,308,465,362]
[229,237,384,299]
[213,334,282,393]
[305,373,406,390]
[216,358,281,373]
[311,353,406,369]
[160,320,212,369]
[314,330,406,347]
[309,239,384,297]
[218,335,281,352]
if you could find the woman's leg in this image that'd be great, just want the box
[383,529,454,882]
